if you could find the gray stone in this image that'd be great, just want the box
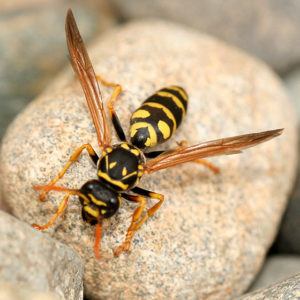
[0,20,298,299]
[0,282,59,300]
[249,255,300,291]
[285,68,300,121]
[110,0,300,73]
[239,273,300,300]
[0,211,83,300]
[0,0,116,138]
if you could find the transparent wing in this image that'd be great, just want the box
[144,129,283,174]
[65,9,111,148]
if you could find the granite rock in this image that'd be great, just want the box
[284,68,300,121]
[0,282,59,300]
[0,0,116,138]
[0,211,83,300]
[110,0,300,73]
[239,273,300,300]
[0,20,297,299]
[249,255,300,291]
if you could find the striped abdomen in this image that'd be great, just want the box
[130,86,188,149]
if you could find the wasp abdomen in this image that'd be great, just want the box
[130,86,188,149]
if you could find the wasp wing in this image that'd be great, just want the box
[144,129,283,174]
[65,9,111,148]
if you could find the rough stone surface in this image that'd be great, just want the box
[0,0,116,138]
[0,21,298,299]
[273,167,300,254]
[249,255,300,291]
[110,0,300,73]
[285,68,300,121]
[0,282,59,300]
[0,211,83,300]
[239,273,300,300]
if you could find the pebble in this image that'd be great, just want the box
[110,0,300,73]
[249,255,300,291]
[0,0,116,138]
[239,273,300,300]
[0,20,297,299]
[0,282,59,300]
[0,211,83,300]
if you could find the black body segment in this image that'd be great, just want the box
[130,86,188,149]
[97,143,144,192]
[79,180,120,224]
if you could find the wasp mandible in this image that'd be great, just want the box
[32,9,283,258]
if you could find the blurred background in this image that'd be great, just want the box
[0,0,299,297]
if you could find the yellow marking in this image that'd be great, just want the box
[88,193,107,207]
[122,171,137,180]
[145,138,151,147]
[132,109,151,119]
[138,171,143,177]
[157,91,186,114]
[122,167,128,176]
[143,102,176,133]
[101,209,107,215]
[158,120,171,139]
[98,171,129,190]
[79,193,90,205]
[109,162,117,169]
[131,149,140,156]
[169,86,188,101]
[121,143,130,150]
[138,165,143,170]
[106,147,113,153]
[105,155,109,170]
[84,206,99,218]
[130,122,157,147]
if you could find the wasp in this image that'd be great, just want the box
[32,9,283,258]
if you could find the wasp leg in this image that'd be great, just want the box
[144,150,165,159]
[114,188,164,257]
[94,221,102,259]
[96,75,126,142]
[32,188,79,230]
[34,144,98,201]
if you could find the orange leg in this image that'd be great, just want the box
[94,222,102,259]
[96,75,126,141]
[34,144,98,201]
[32,187,80,231]
[114,189,164,257]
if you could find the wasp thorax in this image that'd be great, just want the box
[97,143,144,192]
[79,180,120,224]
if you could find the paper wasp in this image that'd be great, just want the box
[32,9,283,258]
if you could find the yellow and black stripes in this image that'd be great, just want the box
[130,86,188,149]
[79,180,121,224]
[97,143,144,192]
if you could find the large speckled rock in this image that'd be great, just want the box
[0,0,116,138]
[239,273,300,300]
[110,0,300,73]
[0,20,297,299]
[0,211,83,300]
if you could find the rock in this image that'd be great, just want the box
[273,168,300,254]
[0,0,116,138]
[270,70,300,254]
[0,211,83,300]
[284,68,300,121]
[0,282,59,300]
[110,0,300,73]
[249,255,300,291]
[239,273,300,300]
[0,20,297,299]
